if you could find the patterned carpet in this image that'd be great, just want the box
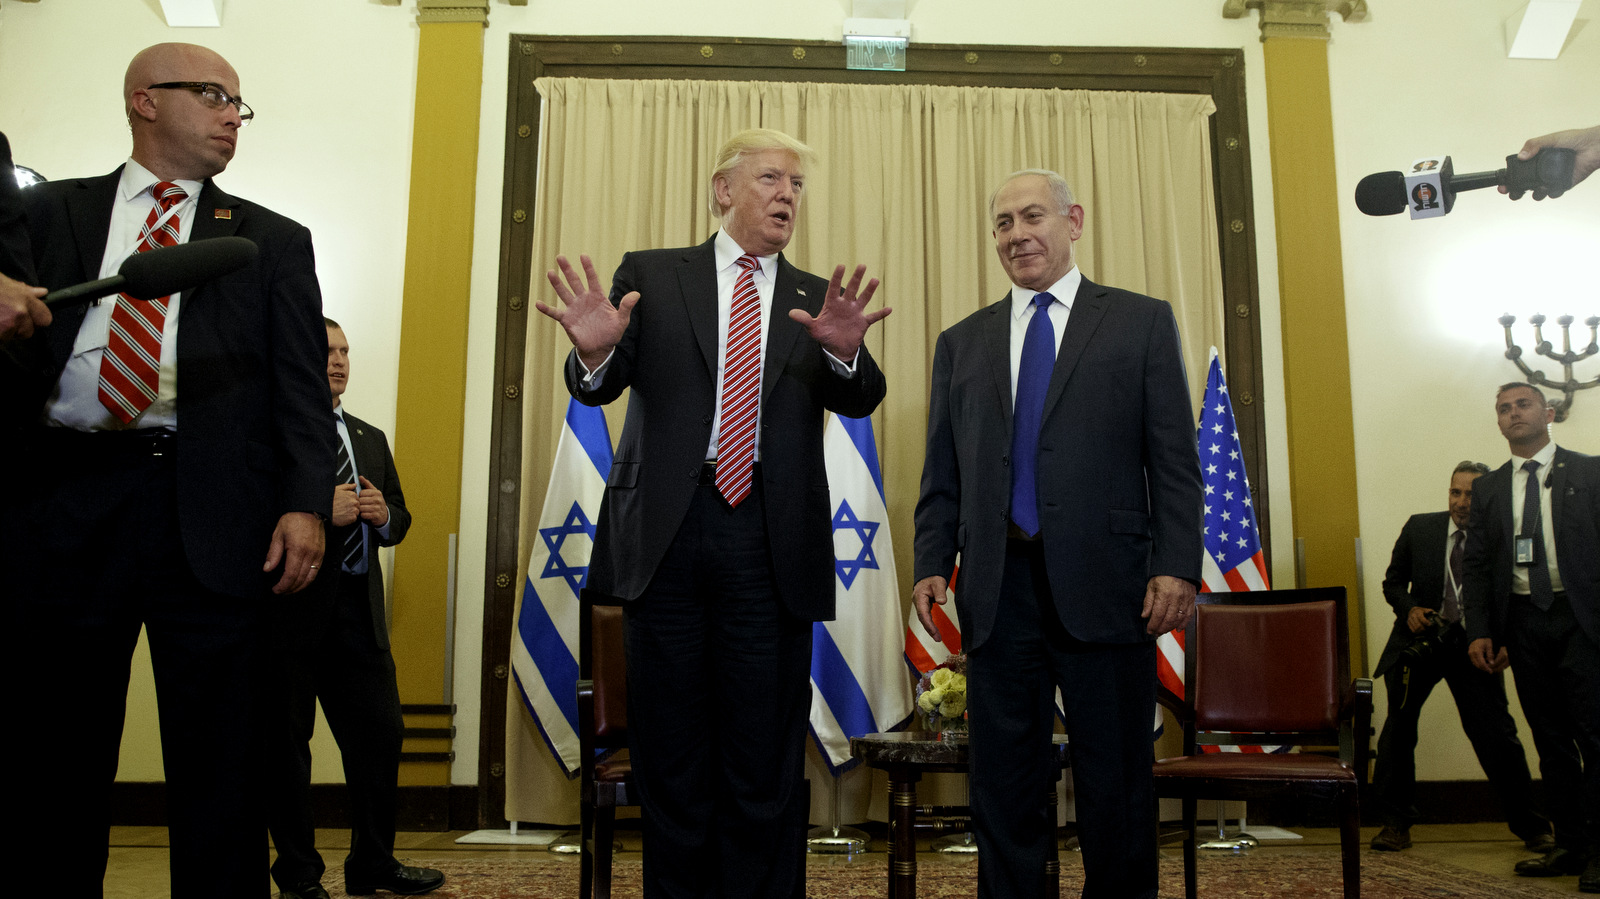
[343,851,1568,898]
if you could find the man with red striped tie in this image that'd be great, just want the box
[538,129,890,899]
[5,43,333,897]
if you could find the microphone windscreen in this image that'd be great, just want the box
[118,236,259,300]
[1355,171,1407,216]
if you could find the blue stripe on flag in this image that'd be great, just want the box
[517,577,579,734]
[566,401,614,475]
[837,414,884,502]
[810,621,878,744]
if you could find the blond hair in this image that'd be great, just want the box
[708,129,817,219]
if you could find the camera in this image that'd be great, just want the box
[1399,610,1452,666]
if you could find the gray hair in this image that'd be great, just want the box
[1452,460,1490,478]
[988,169,1077,220]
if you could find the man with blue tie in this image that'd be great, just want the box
[913,169,1202,899]
[266,318,443,899]
[1464,382,1600,890]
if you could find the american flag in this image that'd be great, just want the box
[906,564,961,676]
[1156,349,1270,719]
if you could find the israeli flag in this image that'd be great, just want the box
[811,413,916,772]
[510,398,612,777]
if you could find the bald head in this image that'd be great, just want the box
[124,43,244,181]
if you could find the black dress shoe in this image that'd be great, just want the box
[346,864,446,896]
[1523,833,1558,854]
[279,883,332,899]
[1580,856,1600,893]
[1515,847,1589,877]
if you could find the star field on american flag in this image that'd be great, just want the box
[1199,360,1260,573]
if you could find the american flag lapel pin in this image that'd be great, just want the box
[797,288,807,297]
[214,209,233,220]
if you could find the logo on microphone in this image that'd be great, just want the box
[1411,182,1440,211]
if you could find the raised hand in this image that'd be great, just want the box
[536,254,640,370]
[788,264,891,361]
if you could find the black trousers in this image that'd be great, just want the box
[4,431,269,898]
[1371,626,1546,838]
[267,567,406,890]
[622,480,812,899]
[1506,593,1600,856]
[966,538,1159,899]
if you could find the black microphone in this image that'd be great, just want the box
[1355,148,1578,217]
[42,236,259,309]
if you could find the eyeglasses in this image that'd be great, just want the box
[146,82,254,125]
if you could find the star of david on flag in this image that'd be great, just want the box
[510,398,612,777]
[810,413,915,771]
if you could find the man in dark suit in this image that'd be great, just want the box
[536,128,889,899]
[1369,460,1550,853]
[267,318,443,899]
[1464,382,1600,890]
[912,169,1202,899]
[2,43,333,897]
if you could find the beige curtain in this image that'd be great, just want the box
[506,77,1223,825]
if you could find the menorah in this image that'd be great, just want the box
[1499,313,1600,422]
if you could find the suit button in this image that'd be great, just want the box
[1001,455,1010,467]
[702,416,713,425]
[689,468,699,479]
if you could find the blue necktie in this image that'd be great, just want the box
[1520,460,1554,611]
[1010,292,1056,536]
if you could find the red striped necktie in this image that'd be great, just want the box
[99,181,187,423]
[716,254,762,508]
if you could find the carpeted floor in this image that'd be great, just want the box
[322,851,1573,898]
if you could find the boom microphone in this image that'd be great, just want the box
[1354,147,1577,218]
[42,236,259,309]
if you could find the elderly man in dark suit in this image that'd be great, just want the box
[267,318,442,899]
[913,169,1202,899]
[1464,382,1600,890]
[1369,460,1550,853]
[536,129,890,899]
[3,43,332,898]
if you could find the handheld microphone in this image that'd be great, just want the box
[1354,147,1577,218]
[42,236,259,309]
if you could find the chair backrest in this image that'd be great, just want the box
[580,601,629,748]
[1187,586,1349,737]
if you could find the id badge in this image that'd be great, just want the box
[1515,536,1535,566]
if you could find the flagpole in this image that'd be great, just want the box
[805,771,869,854]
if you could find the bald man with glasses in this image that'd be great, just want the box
[5,42,332,897]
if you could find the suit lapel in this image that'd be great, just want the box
[675,237,719,381]
[763,254,807,398]
[46,171,122,370]
[1551,447,1570,539]
[1042,277,1110,417]
[190,179,243,241]
[983,293,1014,429]
[65,170,122,286]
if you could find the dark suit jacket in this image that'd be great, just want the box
[338,409,411,651]
[0,132,33,283]
[1464,446,1600,647]
[17,167,335,597]
[1374,511,1452,679]
[566,235,886,621]
[914,277,1202,650]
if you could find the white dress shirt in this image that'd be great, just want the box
[1008,266,1082,408]
[45,160,202,431]
[1509,440,1566,595]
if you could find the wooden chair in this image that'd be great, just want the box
[1152,586,1371,899]
[576,600,634,899]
